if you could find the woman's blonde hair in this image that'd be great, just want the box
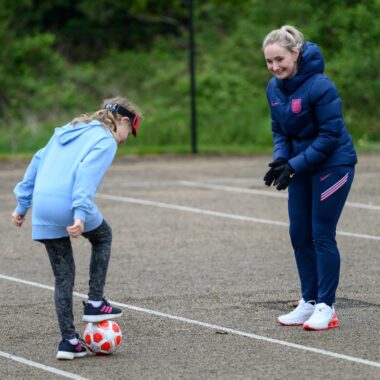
[262,25,304,52]
[72,96,142,134]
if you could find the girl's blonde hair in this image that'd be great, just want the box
[262,25,304,52]
[72,96,142,134]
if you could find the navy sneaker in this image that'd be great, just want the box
[56,336,87,360]
[82,298,123,322]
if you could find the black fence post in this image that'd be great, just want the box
[188,0,197,154]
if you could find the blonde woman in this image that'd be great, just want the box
[263,26,357,330]
[12,97,141,359]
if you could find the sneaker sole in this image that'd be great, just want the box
[303,315,339,331]
[82,312,122,323]
[277,321,303,327]
[56,351,87,360]
[277,319,304,326]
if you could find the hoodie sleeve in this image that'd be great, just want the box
[289,77,343,173]
[13,147,46,215]
[71,137,117,222]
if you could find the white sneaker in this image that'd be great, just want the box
[277,299,315,326]
[303,303,339,331]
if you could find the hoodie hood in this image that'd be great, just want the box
[54,120,104,145]
[277,42,325,93]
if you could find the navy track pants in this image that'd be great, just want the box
[288,165,355,305]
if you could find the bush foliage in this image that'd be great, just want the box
[1,0,379,154]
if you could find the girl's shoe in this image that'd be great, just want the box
[83,298,123,322]
[277,298,315,326]
[56,337,87,360]
[303,303,339,330]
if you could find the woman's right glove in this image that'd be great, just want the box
[263,158,287,186]
[272,162,295,190]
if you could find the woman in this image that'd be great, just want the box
[12,96,141,358]
[262,26,357,330]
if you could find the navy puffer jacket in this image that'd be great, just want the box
[266,42,357,174]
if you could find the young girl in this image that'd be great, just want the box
[12,96,141,359]
[262,26,357,330]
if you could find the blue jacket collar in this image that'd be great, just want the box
[277,42,324,93]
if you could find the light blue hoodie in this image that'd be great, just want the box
[14,120,117,240]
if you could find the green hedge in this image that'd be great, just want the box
[0,0,379,155]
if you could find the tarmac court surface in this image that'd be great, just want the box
[0,154,379,379]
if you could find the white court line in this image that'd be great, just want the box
[96,193,380,241]
[0,283,91,380]
[179,181,380,211]
[0,351,90,380]
[0,274,379,369]
[4,167,379,211]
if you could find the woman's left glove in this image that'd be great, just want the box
[273,162,295,191]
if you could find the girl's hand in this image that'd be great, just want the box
[11,211,26,227]
[66,219,84,238]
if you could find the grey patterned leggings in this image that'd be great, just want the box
[39,220,112,340]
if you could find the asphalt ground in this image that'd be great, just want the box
[0,153,379,380]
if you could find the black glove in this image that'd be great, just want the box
[263,158,287,186]
[273,162,295,190]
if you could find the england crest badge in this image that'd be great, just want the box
[291,98,302,114]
